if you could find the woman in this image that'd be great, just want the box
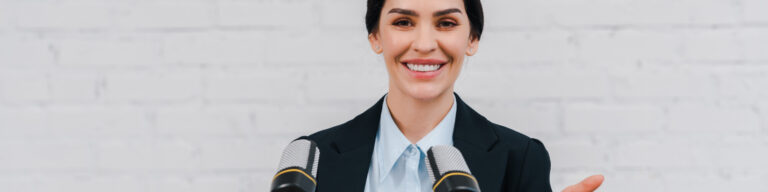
[307,0,603,191]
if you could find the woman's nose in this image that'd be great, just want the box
[412,26,438,53]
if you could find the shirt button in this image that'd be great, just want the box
[409,145,419,156]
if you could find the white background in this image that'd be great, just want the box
[1,0,767,191]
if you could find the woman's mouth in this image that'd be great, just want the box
[404,63,444,72]
[399,58,448,79]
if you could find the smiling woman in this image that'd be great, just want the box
[300,0,603,191]
[369,0,479,145]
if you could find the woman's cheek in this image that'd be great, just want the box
[387,38,411,53]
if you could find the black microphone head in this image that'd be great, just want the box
[271,138,319,192]
[425,145,480,192]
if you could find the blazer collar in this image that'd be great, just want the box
[320,93,501,192]
[330,93,498,154]
[330,95,384,154]
[452,93,499,151]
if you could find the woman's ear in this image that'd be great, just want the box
[466,37,479,56]
[369,33,383,54]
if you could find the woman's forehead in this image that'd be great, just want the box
[382,0,466,14]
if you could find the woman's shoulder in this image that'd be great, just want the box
[487,121,548,155]
[307,122,345,145]
[307,97,385,149]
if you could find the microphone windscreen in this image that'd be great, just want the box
[276,138,320,178]
[425,145,472,182]
[425,145,480,192]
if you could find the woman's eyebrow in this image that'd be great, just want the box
[387,8,462,17]
[433,8,462,17]
[388,8,417,16]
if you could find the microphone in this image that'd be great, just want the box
[425,145,481,192]
[271,137,320,192]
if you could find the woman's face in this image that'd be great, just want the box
[370,0,479,101]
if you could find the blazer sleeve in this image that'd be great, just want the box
[514,138,553,192]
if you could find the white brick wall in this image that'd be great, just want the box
[0,0,766,191]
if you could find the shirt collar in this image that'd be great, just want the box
[375,94,457,181]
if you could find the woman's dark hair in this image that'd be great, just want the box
[365,0,484,40]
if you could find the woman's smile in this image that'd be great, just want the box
[400,58,448,79]
[368,0,478,100]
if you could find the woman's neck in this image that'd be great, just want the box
[385,89,454,144]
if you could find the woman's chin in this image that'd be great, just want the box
[404,86,449,101]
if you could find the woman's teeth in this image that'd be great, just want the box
[406,63,442,72]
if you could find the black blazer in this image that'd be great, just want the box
[308,93,552,192]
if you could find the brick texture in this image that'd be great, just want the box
[1,0,766,191]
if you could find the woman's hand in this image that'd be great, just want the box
[562,175,604,192]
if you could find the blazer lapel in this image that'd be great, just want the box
[318,93,507,191]
[318,96,383,192]
[453,93,508,192]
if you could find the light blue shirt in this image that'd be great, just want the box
[363,95,457,192]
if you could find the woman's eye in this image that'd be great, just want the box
[393,20,412,27]
[438,21,457,28]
